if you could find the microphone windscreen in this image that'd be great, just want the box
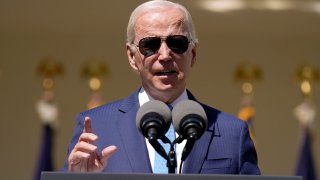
[172,100,208,135]
[136,100,172,134]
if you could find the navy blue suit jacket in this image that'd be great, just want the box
[62,88,260,174]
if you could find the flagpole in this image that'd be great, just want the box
[81,59,109,109]
[293,64,318,180]
[234,62,262,144]
[33,57,63,180]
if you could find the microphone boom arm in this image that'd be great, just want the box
[149,134,178,174]
[148,138,168,160]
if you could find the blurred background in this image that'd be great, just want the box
[0,0,319,179]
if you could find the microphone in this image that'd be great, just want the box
[136,100,171,140]
[172,100,208,140]
[172,100,208,163]
[136,100,172,160]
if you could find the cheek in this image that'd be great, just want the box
[141,57,157,71]
[179,59,193,79]
[138,60,154,78]
[180,57,193,71]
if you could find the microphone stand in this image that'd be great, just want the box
[167,142,177,173]
[149,134,198,174]
[173,134,197,174]
[149,133,199,174]
[149,135,177,174]
[159,135,177,174]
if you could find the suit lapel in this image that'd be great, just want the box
[115,89,220,173]
[182,90,221,173]
[117,89,152,173]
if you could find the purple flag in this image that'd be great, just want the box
[33,124,54,180]
[295,129,317,180]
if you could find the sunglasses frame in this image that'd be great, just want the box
[134,35,191,57]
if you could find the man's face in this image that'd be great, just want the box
[127,8,196,103]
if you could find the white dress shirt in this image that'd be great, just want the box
[138,87,187,173]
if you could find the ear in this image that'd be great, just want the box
[190,43,197,67]
[126,43,139,71]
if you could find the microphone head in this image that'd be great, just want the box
[136,100,172,138]
[172,100,208,139]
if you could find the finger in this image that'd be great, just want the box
[99,145,117,166]
[73,141,98,153]
[83,116,92,133]
[69,150,91,162]
[78,132,98,143]
[68,150,94,172]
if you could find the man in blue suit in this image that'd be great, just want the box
[63,0,260,174]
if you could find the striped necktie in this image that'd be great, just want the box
[153,104,175,173]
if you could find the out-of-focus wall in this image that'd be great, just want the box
[0,1,319,179]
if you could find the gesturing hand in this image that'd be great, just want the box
[68,117,117,172]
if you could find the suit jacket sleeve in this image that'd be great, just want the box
[239,122,260,174]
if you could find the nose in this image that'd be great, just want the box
[158,41,172,61]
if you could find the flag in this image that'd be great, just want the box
[238,96,256,144]
[295,129,317,180]
[294,100,317,180]
[34,92,58,180]
[33,124,54,180]
[87,91,104,109]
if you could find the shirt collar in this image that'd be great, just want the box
[138,87,188,107]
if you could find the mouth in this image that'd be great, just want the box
[154,70,177,76]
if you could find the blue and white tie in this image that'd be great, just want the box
[153,104,175,173]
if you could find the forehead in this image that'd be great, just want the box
[134,7,187,39]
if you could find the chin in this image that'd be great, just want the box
[155,83,175,91]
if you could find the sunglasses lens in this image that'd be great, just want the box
[137,35,189,57]
[166,35,189,54]
[138,37,161,57]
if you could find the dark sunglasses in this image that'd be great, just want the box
[136,35,190,57]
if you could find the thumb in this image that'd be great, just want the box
[100,145,117,166]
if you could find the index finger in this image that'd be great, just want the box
[83,116,92,133]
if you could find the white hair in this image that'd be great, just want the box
[126,0,198,45]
